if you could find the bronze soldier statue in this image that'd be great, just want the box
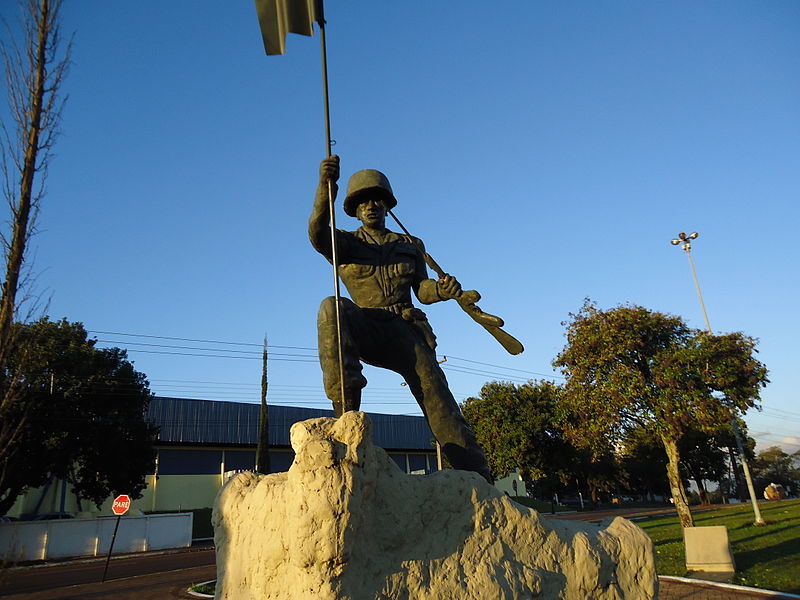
[309,155,492,482]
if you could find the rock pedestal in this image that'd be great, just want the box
[212,412,658,599]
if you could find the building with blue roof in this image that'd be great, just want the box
[9,397,442,520]
[144,397,442,514]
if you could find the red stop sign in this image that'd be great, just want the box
[112,494,131,516]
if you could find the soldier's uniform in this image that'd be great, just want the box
[310,169,491,481]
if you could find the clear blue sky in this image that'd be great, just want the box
[2,1,798,453]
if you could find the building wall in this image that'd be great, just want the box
[8,477,70,517]
[8,445,441,518]
[494,472,527,497]
[7,445,532,519]
[141,474,221,512]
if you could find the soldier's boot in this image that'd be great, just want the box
[332,387,362,417]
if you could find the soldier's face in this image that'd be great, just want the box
[355,196,386,228]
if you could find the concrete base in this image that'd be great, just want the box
[683,525,736,573]
[685,570,735,583]
[213,412,658,599]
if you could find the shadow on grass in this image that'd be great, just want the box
[734,535,800,570]
[732,523,799,547]
[651,536,682,548]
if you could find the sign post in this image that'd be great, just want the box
[101,494,131,583]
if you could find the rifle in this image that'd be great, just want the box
[387,209,524,355]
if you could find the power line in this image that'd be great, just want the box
[760,407,800,421]
[445,354,565,380]
[761,406,800,418]
[96,340,261,356]
[88,330,316,351]
[119,349,317,362]
[88,330,560,382]
[105,345,553,382]
[96,339,317,359]
[441,364,530,384]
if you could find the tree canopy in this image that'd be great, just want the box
[553,300,768,526]
[461,380,572,487]
[750,446,800,495]
[0,318,157,515]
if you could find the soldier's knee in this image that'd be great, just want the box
[318,296,338,323]
[319,296,357,324]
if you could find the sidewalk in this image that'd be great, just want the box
[2,546,798,599]
[659,577,800,600]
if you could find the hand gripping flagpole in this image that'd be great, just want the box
[315,1,349,415]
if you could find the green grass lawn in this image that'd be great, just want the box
[637,498,800,594]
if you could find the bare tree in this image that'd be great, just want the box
[0,0,70,365]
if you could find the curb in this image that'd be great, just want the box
[187,579,215,598]
[660,576,800,598]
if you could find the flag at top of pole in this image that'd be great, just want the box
[255,0,323,55]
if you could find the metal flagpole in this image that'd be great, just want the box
[316,1,348,415]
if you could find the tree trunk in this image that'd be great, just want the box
[589,484,600,504]
[694,477,710,505]
[662,435,694,527]
[728,446,744,500]
[0,0,52,357]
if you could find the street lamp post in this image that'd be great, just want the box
[670,231,765,526]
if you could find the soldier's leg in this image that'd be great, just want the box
[399,338,492,483]
[317,297,368,416]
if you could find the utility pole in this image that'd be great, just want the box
[255,335,270,474]
[670,231,765,525]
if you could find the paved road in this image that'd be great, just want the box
[543,505,682,523]
[1,563,215,599]
[3,535,797,599]
[1,547,215,599]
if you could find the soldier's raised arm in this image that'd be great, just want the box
[309,155,341,261]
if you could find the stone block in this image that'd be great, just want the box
[683,525,735,572]
[213,411,658,599]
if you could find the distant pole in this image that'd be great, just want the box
[255,335,270,473]
[101,515,121,583]
[670,231,765,525]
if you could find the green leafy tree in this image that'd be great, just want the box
[750,446,800,496]
[621,426,671,501]
[554,300,768,527]
[0,318,157,515]
[461,380,572,491]
[571,447,624,505]
[679,426,734,504]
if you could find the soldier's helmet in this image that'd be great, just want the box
[343,169,397,217]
